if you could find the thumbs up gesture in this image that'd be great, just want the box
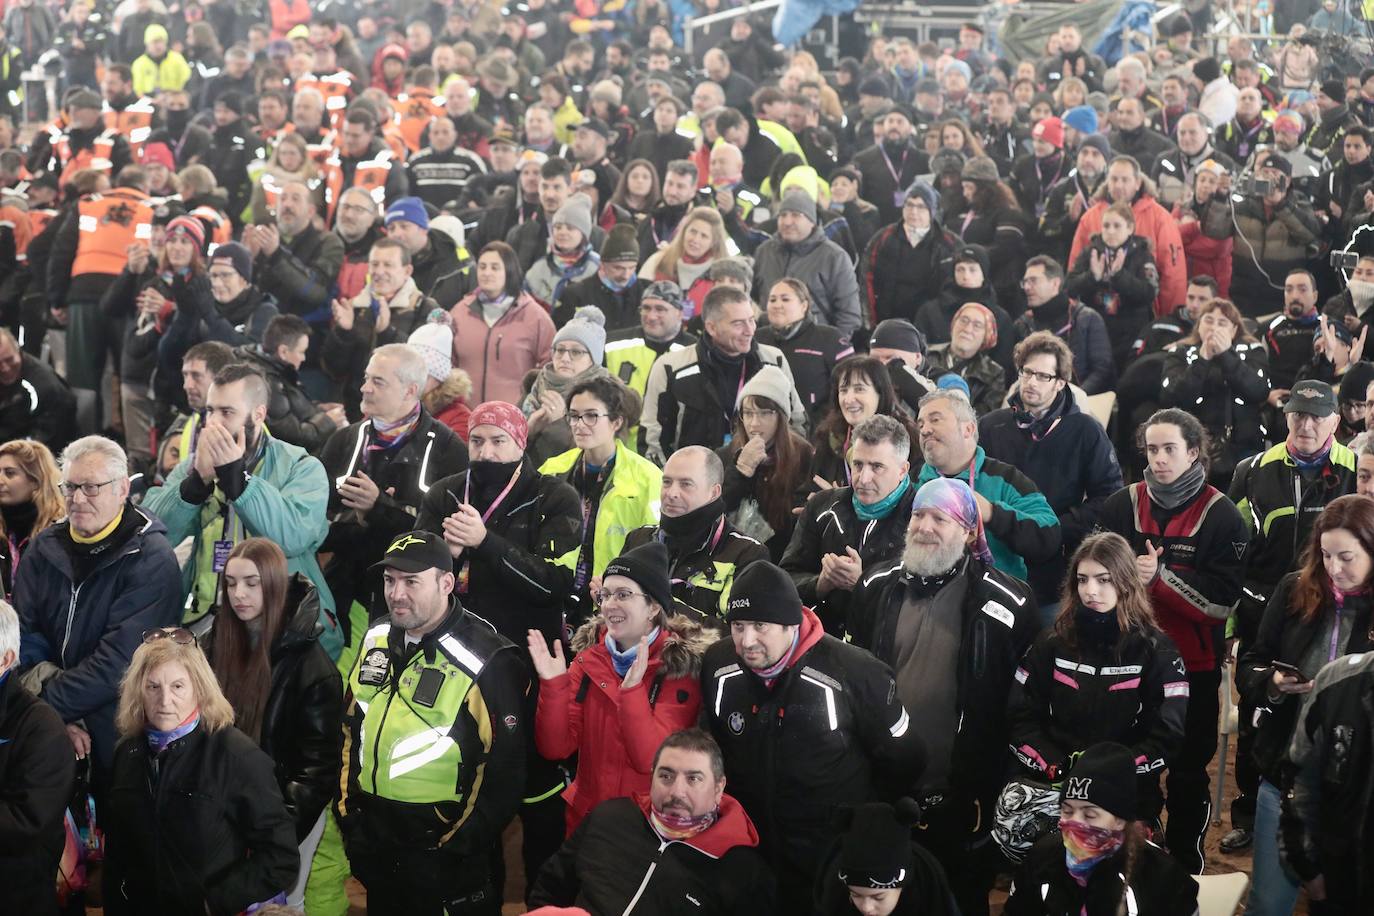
[1136,539,1164,585]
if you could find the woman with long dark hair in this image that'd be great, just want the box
[1160,297,1269,487]
[1239,494,1374,916]
[1005,741,1199,915]
[599,158,661,230]
[1000,533,1187,859]
[0,438,64,601]
[718,366,814,561]
[203,537,344,910]
[812,355,915,488]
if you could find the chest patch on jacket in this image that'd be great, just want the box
[358,648,389,686]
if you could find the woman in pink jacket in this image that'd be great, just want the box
[450,241,555,405]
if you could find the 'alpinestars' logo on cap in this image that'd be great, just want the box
[388,533,427,553]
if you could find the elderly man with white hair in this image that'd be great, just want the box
[15,435,182,780]
[0,598,76,915]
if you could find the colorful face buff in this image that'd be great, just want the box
[1061,818,1125,882]
[650,805,719,841]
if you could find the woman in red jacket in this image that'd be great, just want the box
[1173,160,1233,298]
[528,541,714,833]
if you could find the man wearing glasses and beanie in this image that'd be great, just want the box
[15,435,181,782]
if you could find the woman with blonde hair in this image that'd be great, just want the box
[250,132,325,223]
[0,438,63,601]
[103,631,298,913]
[638,207,729,321]
[999,532,1187,858]
[1053,76,1088,112]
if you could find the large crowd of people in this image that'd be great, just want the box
[5,0,1374,913]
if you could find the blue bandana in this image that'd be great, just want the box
[853,475,911,521]
[606,626,660,676]
[145,709,201,754]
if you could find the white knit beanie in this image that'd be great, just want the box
[408,310,455,382]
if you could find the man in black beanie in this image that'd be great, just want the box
[701,559,924,912]
[816,800,960,915]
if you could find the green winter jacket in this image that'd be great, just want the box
[142,433,341,658]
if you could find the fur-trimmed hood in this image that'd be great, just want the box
[422,367,472,413]
[570,608,717,681]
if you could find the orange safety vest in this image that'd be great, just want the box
[303,128,340,168]
[26,207,58,241]
[396,89,446,153]
[189,204,233,250]
[102,97,157,154]
[72,188,154,277]
[56,128,120,186]
[298,72,355,132]
[381,121,408,163]
[0,205,32,262]
[322,149,393,223]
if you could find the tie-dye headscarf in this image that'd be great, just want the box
[911,477,994,565]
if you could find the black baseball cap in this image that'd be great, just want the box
[1284,380,1338,418]
[371,530,454,574]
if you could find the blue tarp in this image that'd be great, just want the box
[772,0,859,48]
[1092,0,1158,65]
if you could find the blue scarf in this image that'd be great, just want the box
[853,475,911,521]
[606,626,660,676]
[145,708,201,754]
[600,268,635,293]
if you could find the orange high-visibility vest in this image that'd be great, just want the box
[322,149,393,223]
[102,97,157,154]
[55,128,119,186]
[189,204,233,250]
[396,89,446,153]
[72,188,154,277]
[303,128,339,168]
[298,71,355,131]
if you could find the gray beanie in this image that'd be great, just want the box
[551,196,593,242]
[737,364,792,412]
[708,256,753,289]
[553,305,607,364]
[778,188,817,223]
[961,156,1000,184]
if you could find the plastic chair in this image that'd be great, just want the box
[1213,643,1241,825]
[1083,391,1117,430]
[1195,872,1249,916]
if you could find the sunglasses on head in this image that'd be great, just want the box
[142,627,195,645]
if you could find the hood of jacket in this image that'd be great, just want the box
[422,368,472,414]
[275,574,324,655]
[236,343,297,384]
[571,609,717,681]
[632,790,761,856]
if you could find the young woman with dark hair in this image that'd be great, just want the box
[1239,494,1374,916]
[203,537,344,910]
[599,158,661,230]
[718,366,815,561]
[1001,532,1188,858]
[947,158,1030,304]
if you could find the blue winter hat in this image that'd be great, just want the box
[936,372,971,399]
[384,196,430,230]
[1063,105,1099,135]
[902,179,942,222]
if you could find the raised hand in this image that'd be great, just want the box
[527,629,568,680]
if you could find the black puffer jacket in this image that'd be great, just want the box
[781,483,918,634]
[0,353,75,451]
[102,725,299,915]
[235,345,336,454]
[0,672,76,916]
[846,556,1039,826]
[755,318,853,427]
[201,578,343,842]
[861,221,958,326]
[1065,234,1160,365]
[1005,832,1199,916]
[1160,340,1270,483]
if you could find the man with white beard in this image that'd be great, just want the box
[846,475,1037,916]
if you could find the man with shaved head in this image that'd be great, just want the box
[621,446,769,625]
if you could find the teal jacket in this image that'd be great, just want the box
[142,433,341,658]
[916,446,1062,581]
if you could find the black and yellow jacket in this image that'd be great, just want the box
[337,597,528,855]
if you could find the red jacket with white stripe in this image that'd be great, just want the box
[1008,623,1189,785]
[1096,481,1248,671]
